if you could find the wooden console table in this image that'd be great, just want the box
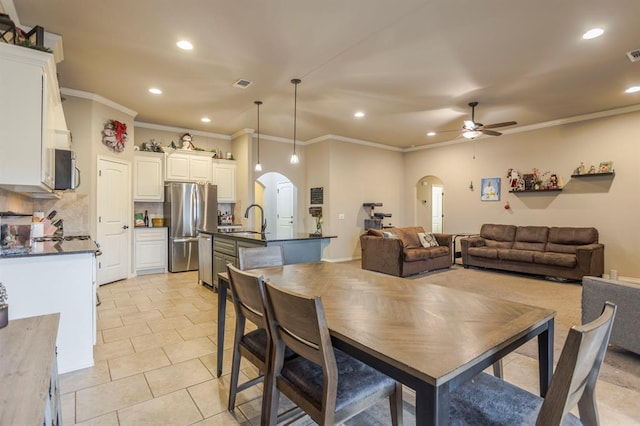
[0,313,62,425]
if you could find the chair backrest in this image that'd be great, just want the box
[226,264,268,329]
[238,245,284,270]
[263,282,338,418]
[537,301,617,425]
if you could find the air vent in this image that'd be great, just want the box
[626,49,640,63]
[232,79,253,89]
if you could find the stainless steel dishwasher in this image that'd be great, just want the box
[198,232,213,287]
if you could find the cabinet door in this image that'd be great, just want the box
[212,162,236,202]
[135,229,167,273]
[165,153,190,181]
[0,45,47,187]
[134,154,164,201]
[189,156,212,182]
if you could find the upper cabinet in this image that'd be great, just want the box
[165,151,212,183]
[0,43,68,194]
[212,159,236,203]
[133,152,164,201]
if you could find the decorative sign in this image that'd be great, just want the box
[309,207,322,217]
[310,187,324,205]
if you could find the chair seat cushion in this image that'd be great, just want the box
[241,328,296,361]
[280,348,395,412]
[449,372,581,425]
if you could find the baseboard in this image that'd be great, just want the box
[322,256,359,263]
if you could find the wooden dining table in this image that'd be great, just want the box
[216,262,555,426]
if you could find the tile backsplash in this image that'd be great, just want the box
[33,192,90,236]
[0,188,33,213]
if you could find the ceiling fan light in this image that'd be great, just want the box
[463,130,482,139]
[463,120,475,130]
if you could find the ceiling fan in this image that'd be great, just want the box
[460,101,517,139]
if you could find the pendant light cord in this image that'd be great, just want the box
[292,79,301,155]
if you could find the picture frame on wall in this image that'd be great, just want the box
[523,173,535,190]
[481,177,501,201]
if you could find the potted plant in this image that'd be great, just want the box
[0,282,8,329]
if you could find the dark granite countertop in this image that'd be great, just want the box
[0,239,100,259]
[212,229,336,243]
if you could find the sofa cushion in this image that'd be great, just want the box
[548,227,598,245]
[480,224,516,248]
[468,247,498,259]
[403,246,449,261]
[481,224,517,242]
[498,249,535,263]
[533,252,577,268]
[394,226,425,249]
[367,228,384,237]
[418,232,439,247]
[513,226,548,251]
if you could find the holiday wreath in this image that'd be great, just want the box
[102,120,128,152]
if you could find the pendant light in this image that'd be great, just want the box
[290,78,301,164]
[254,100,263,172]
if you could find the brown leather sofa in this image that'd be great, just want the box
[360,226,452,277]
[461,224,604,280]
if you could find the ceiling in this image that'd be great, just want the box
[7,0,640,149]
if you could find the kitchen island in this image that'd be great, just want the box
[0,239,99,374]
[204,230,336,289]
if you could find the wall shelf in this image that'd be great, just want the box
[571,172,615,178]
[509,188,563,193]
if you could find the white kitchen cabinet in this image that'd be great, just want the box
[0,252,96,374]
[135,227,168,275]
[133,152,164,201]
[212,160,236,202]
[0,43,67,194]
[165,151,212,182]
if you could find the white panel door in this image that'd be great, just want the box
[431,185,444,233]
[276,181,294,238]
[97,157,130,285]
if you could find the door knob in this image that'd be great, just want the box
[123,225,129,230]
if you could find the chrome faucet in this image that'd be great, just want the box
[244,204,267,233]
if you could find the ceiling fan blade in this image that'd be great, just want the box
[484,121,517,129]
[482,129,502,136]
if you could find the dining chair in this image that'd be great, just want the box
[225,264,295,415]
[263,282,404,426]
[238,245,284,271]
[449,301,617,426]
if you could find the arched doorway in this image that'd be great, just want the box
[416,175,445,232]
[255,172,297,238]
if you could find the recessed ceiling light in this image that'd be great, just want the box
[149,88,162,95]
[426,131,436,137]
[201,117,211,123]
[354,111,365,118]
[625,86,640,94]
[582,28,604,40]
[176,40,193,50]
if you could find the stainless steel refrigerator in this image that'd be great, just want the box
[164,182,217,272]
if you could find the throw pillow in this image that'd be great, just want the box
[418,232,439,247]
[382,231,398,239]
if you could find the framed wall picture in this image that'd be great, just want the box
[481,177,501,201]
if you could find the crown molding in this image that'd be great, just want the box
[60,88,137,117]
[306,134,403,152]
[135,121,231,140]
[404,103,640,152]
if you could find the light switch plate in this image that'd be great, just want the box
[338,214,345,220]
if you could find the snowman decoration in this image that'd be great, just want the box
[181,133,194,150]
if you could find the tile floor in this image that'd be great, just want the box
[59,269,640,425]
